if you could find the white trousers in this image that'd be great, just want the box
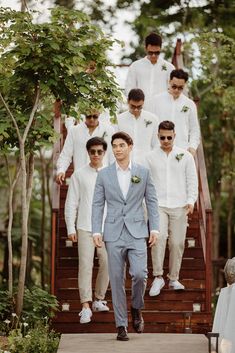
[77,229,109,303]
[151,207,188,281]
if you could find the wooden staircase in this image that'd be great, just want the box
[51,39,212,334]
[51,121,212,335]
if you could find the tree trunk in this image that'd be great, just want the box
[5,156,21,295]
[39,149,46,289]
[16,143,28,316]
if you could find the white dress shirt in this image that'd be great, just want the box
[145,145,198,208]
[116,161,132,199]
[125,56,175,108]
[65,165,104,234]
[117,110,159,164]
[145,91,200,150]
[57,121,114,174]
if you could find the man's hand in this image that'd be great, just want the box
[187,147,196,157]
[93,234,103,248]
[56,172,65,185]
[148,232,159,247]
[68,233,77,242]
[186,204,194,215]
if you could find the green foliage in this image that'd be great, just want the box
[22,287,59,325]
[0,287,58,333]
[0,6,122,153]
[8,324,60,353]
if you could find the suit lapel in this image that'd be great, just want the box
[125,163,138,201]
[109,163,125,201]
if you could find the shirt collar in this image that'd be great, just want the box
[115,160,132,172]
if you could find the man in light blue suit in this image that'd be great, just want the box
[92,131,159,341]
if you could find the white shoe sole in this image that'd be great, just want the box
[80,317,91,324]
[149,282,165,296]
[92,307,109,312]
[169,284,185,290]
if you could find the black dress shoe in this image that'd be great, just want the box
[117,326,129,341]
[131,307,144,333]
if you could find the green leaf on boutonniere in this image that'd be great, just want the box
[161,64,167,71]
[175,153,184,162]
[144,119,152,127]
[181,105,189,113]
[102,131,108,138]
[131,175,141,183]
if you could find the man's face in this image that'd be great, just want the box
[145,44,161,64]
[128,99,144,118]
[158,129,175,151]
[88,144,105,165]
[169,77,186,99]
[112,138,132,162]
[85,111,100,128]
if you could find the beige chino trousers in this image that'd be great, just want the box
[151,207,188,281]
[77,229,109,303]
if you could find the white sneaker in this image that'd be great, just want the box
[169,280,185,290]
[79,307,92,324]
[149,277,165,296]
[92,300,109,312]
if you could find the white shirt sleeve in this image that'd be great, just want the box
[151,116,159,150]
[188,102,200,150]
[56,129,74,174]
[125,63,137,97]
[64,172,80,235]
[186,154,198,205]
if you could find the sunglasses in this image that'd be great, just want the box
[171,84,184,91]
[130,104,143,111]
[89,149,104,156]
[159,136,173,141]
[147,51,161,56]
[86,114,99,119]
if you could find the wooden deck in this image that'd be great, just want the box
[57,333,209,353]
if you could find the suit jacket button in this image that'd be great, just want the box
[124,202,126,205]
[123,214,126,217]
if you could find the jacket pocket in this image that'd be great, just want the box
[105,216,115,223]
[134,215,145,222]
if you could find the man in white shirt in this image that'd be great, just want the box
[145,121,198,296]
[56,110,114,184]
[117,88,158,164]
[125,32,175,110]
[145,69,200,155]
[92,132,159,341]
[65,137,110,324]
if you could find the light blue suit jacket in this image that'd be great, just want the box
[92,162,159,242]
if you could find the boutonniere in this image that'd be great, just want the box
[102,131,108,138]
[175,153,184,162]
[131,175,141,183]
[161,64,167,71]
[181,105,189,113]
[144,119,152,127]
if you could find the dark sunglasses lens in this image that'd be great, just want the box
[148,51,160,56]
[86,114,99,119]
[90,149,103,155]
[160,136,173,140]
[171,85,184,90]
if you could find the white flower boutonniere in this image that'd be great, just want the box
[175,153,184,162]
[131,175,141,183]
[161,64,167,71]
[144,119,152,127]
[181,105,189,113]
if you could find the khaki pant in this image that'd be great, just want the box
[151,207,188,281]
[78,229,109,304]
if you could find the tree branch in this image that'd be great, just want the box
[0,92,22,143]
[22,85,40,144]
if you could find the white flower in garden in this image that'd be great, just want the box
[11,313,17,317]
[4,319,10,324]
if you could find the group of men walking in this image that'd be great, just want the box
[56,32,200,341]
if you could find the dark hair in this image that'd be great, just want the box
[158,120,175,131]
[145,32,162,48]
[128,88,145,102]
[111,132,133,146]
[170,69,189,82]
[86,137,107,151]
